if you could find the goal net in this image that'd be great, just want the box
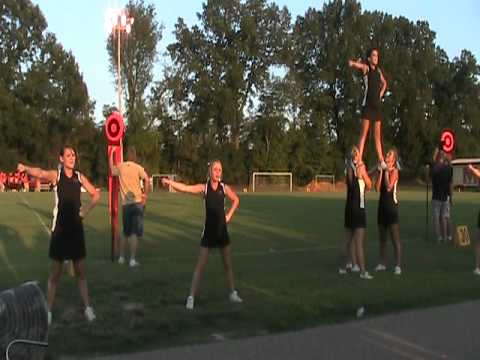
[252,172,293,192]
[151,174,178,192]
[313,174,335,191]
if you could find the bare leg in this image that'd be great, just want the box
[374,121,384,163]
[440,216,448,242]
[378,225,388,266]
[190,247,210,297]
[354,228,366,273]
[446,212,453,241]
[73,259,90,307]
[341,229,353,268]
[47,261,63,311]
[432,206,441,242]
[128,234,138,260]
[350,236,357,267]
[220,245,235,291]
[389,223,402,267]
[358,119,370,160]
[119,234,126,259]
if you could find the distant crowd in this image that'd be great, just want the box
[0,170,50,192]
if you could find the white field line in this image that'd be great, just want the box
[18,192,51,236]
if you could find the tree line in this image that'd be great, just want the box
[2,0,479,186]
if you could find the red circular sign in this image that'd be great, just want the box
[440,129,455,153]
[105,112,125,144]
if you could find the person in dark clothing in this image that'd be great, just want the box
[17,145,100,325]
[161,160,242,310]
[374,148,403,275]
[349,48,388,168]
[431,149,453,243]
[340,146,374,280]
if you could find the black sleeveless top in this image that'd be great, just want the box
[53,169,82,230]
[362,64,382,109]
[50,168,86,260]
[379,169,398,209]
[346,165,366,212]
[201,180,230,248]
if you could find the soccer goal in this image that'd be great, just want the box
[151,174,177,192]
[252,172,293,192]
[314,174,336,191]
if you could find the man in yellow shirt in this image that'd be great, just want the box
[110,146,149,267]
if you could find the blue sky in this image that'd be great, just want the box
[31,0,480,122]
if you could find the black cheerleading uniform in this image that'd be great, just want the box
[49,168,86,261]
[361,64,383,122]
[377,169,399,226]
[344,164,367,229]
[201,181,230,248]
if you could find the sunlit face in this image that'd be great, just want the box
[369,50,379,66]
[386,150,397,167]
[60,148,76,170]
[210,161,222,182]
[352,147,361,164]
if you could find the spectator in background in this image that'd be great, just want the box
[0,172,5,192]
[109,145,149,267]
[431,148,453,243]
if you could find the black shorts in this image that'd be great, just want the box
[377,204,399,227]
[361,106,382,122]
[344,206,366,229]
[122,203,144,237]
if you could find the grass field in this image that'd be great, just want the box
[1,189,480,358]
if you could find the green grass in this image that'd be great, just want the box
[1,189,480,358]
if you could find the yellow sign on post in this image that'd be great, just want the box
[455,225,471,246]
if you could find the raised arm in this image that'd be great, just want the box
[162,178,205,195]
[384,168,398,192]
[348,59,368,75]
[467,164,480,179]
[357,163,372,190]
[79,174,100,219]
[224,184,239,223]
[109,148,120,176]
[375,169,383,192]
[17,163,57,184]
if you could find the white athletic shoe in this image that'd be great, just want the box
[229,290,243,303]
[346,263,353,271]
[339,268,348,275]
[48,311,52,326]
[374,264,387,272]
[473,268,480,276]
[351,264,360,273]
[118,256,125,265]
[360,271,374,280]
[394,266,402,275]
[84,306,96,322]
[186,295,194,310]
[129,259,140,267]
[380,160,387,170]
